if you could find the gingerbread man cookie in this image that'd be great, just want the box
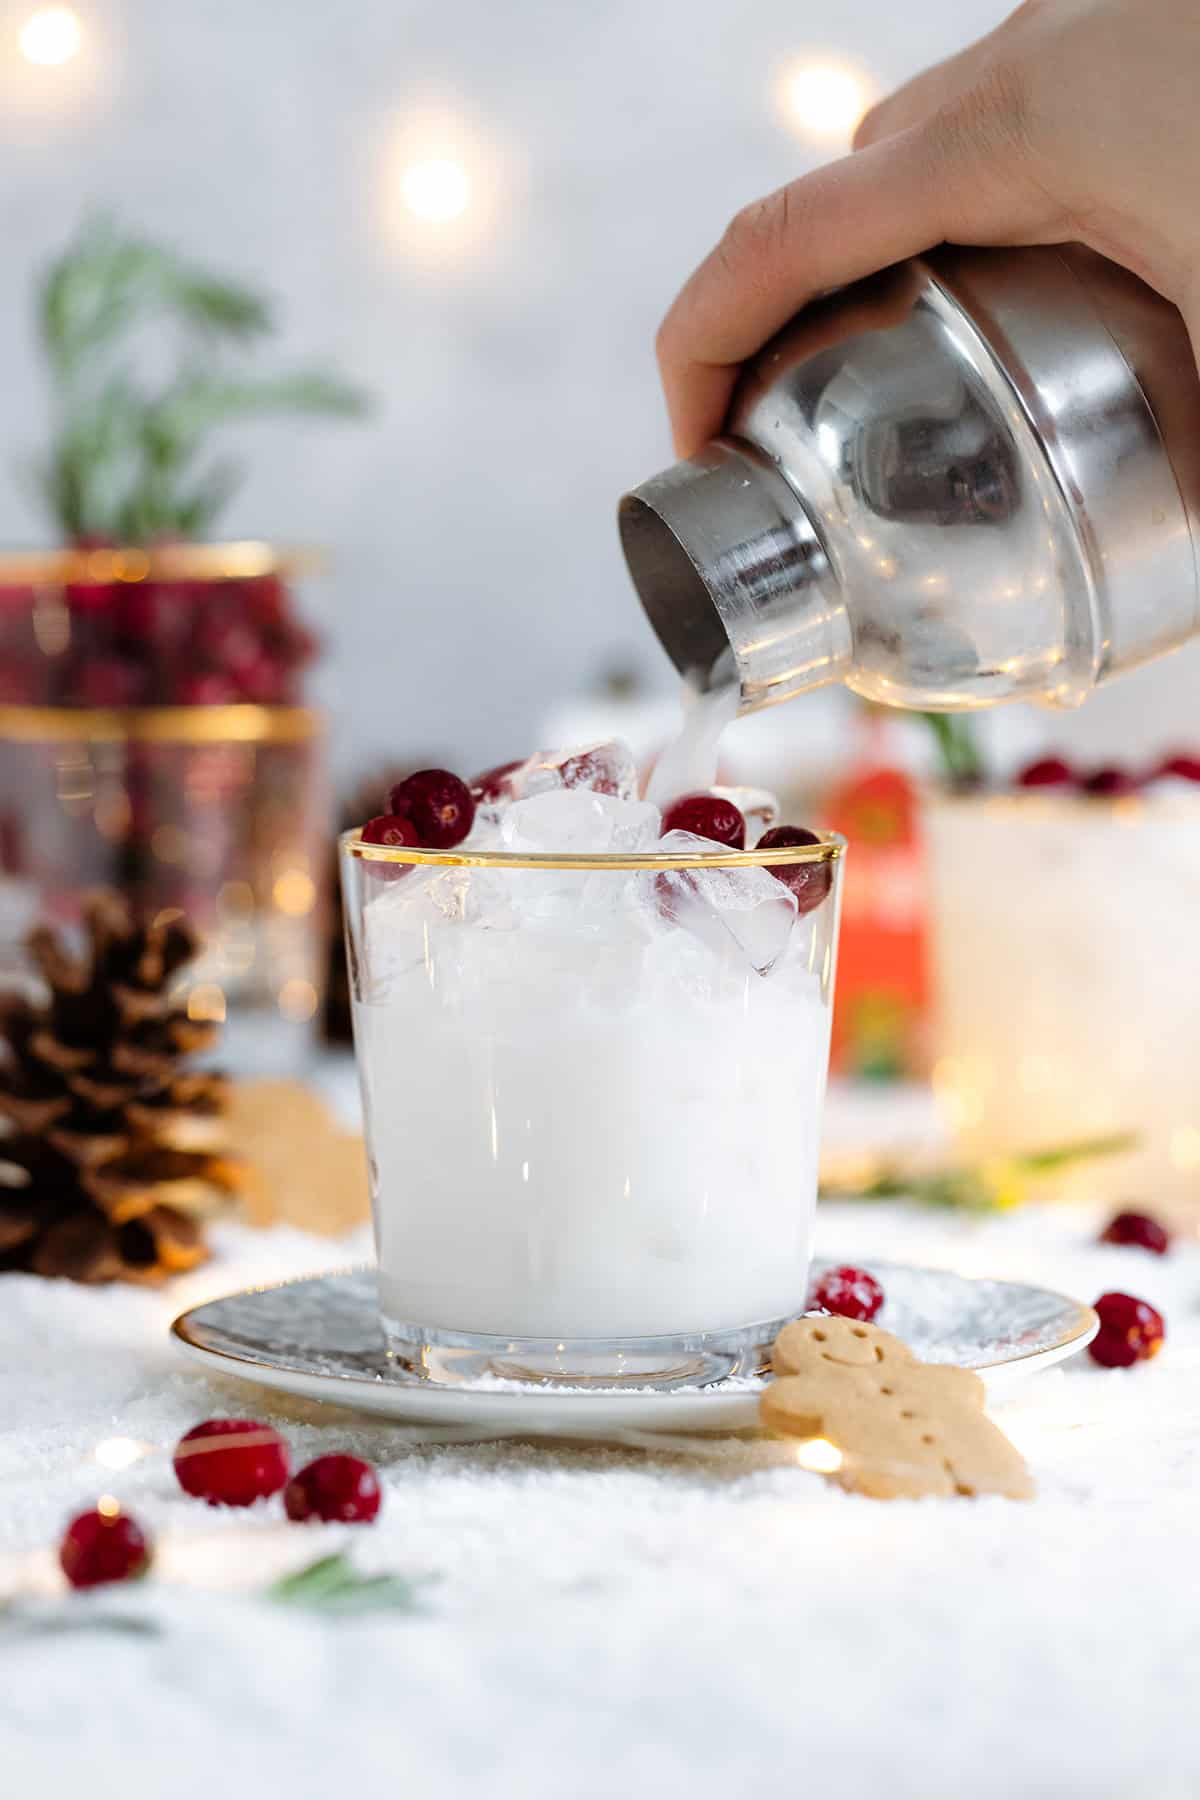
[761,1317,1034,1501]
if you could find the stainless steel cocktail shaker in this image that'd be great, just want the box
[620,245,1200,713]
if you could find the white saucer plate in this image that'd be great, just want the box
[170,1261,1098,1442]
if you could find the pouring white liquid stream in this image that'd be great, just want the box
[645,681,740,810]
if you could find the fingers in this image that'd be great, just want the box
[657,105,1036,457]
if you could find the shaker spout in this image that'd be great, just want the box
[618,439,850,711]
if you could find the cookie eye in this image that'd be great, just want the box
[900,1409,915,1419]
[921,1434,936,1445]
[879,1386,893,1396]
[873,1346,884,1362]
[812,1330,827,1342]
[852,1328,867,1339]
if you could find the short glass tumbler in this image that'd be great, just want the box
[342,828,844,1387]
[924,783,1200,1203]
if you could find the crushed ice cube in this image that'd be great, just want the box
[468,759,525,821]
[501,788,661,855]
[460,812,503,853]
[711,785,779,843]
[365,864,472,932]
[496,788,660,920]
[513,739,639,803]
[639,828,798,975]
[363,866,517,995]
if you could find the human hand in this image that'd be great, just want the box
[657,0,1200,457]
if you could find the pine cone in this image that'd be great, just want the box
[0,893,245,1283]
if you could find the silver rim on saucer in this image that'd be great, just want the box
[170,1262,1099,1438]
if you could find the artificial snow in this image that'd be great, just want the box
[1,1200,1197,1798]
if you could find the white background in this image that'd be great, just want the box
[2,0,1197,781]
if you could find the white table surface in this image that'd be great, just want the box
[1,1077,1195,1799]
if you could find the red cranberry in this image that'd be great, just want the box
[808,1264,885,1321]
[1088,1292,1165,1368]
[285,1454,382,1524]
[1079,766,1140,798]
[661,793,746,848]
[470,759,524,804]
[65,580,118,619]
[1100,1211,1170,1255]
[282,623,320,670]
[233,655,289,704]
[1156,752,1200,784]
[1017,756,1074,789]
[198,617,262,675]
[73,657,145,708]
[176,671,239,705]
[758,825,833,917]
[243,574,287,629]
[388,769,476,848]
[173,1419,290,1507]
[60,1504,151,1589]
[361,813,419,883]
[118,581,195,652]
[0,655,39,704]
[361,813,421,849]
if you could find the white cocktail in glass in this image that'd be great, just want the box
[342,795,843,1387]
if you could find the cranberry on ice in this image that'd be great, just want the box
[285,1454,382,1524]
[469,759,524,804]
[758,826,832,917]
[1088,1292,1165,1367]
[808,1265,885,1321]
[661,793,746,848]
[361,813,421,849]
[60,1504,151,1589]
[1100,1210,1170,1255]
[1016,756,1074,789]
[173,1418,290,1506]
[388,769,476,848]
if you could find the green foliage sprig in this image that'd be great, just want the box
[267,1551,426,1616]
[821,1131,1138,1212]
[920,712,986,789]
[34,216,369,544]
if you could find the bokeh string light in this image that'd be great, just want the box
[93,1437,151,1471]
[793,1437,844,1474]
[382,101,512,259]
[780,56,875,146]
[401,158,471,224]
[18,4,82,65]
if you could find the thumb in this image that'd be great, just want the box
[657,101,1046,457]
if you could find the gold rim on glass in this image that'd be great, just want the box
[342,826,846,873]
[0,542,324,585]
[921,784,1157,818]
[0,703,323,745]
